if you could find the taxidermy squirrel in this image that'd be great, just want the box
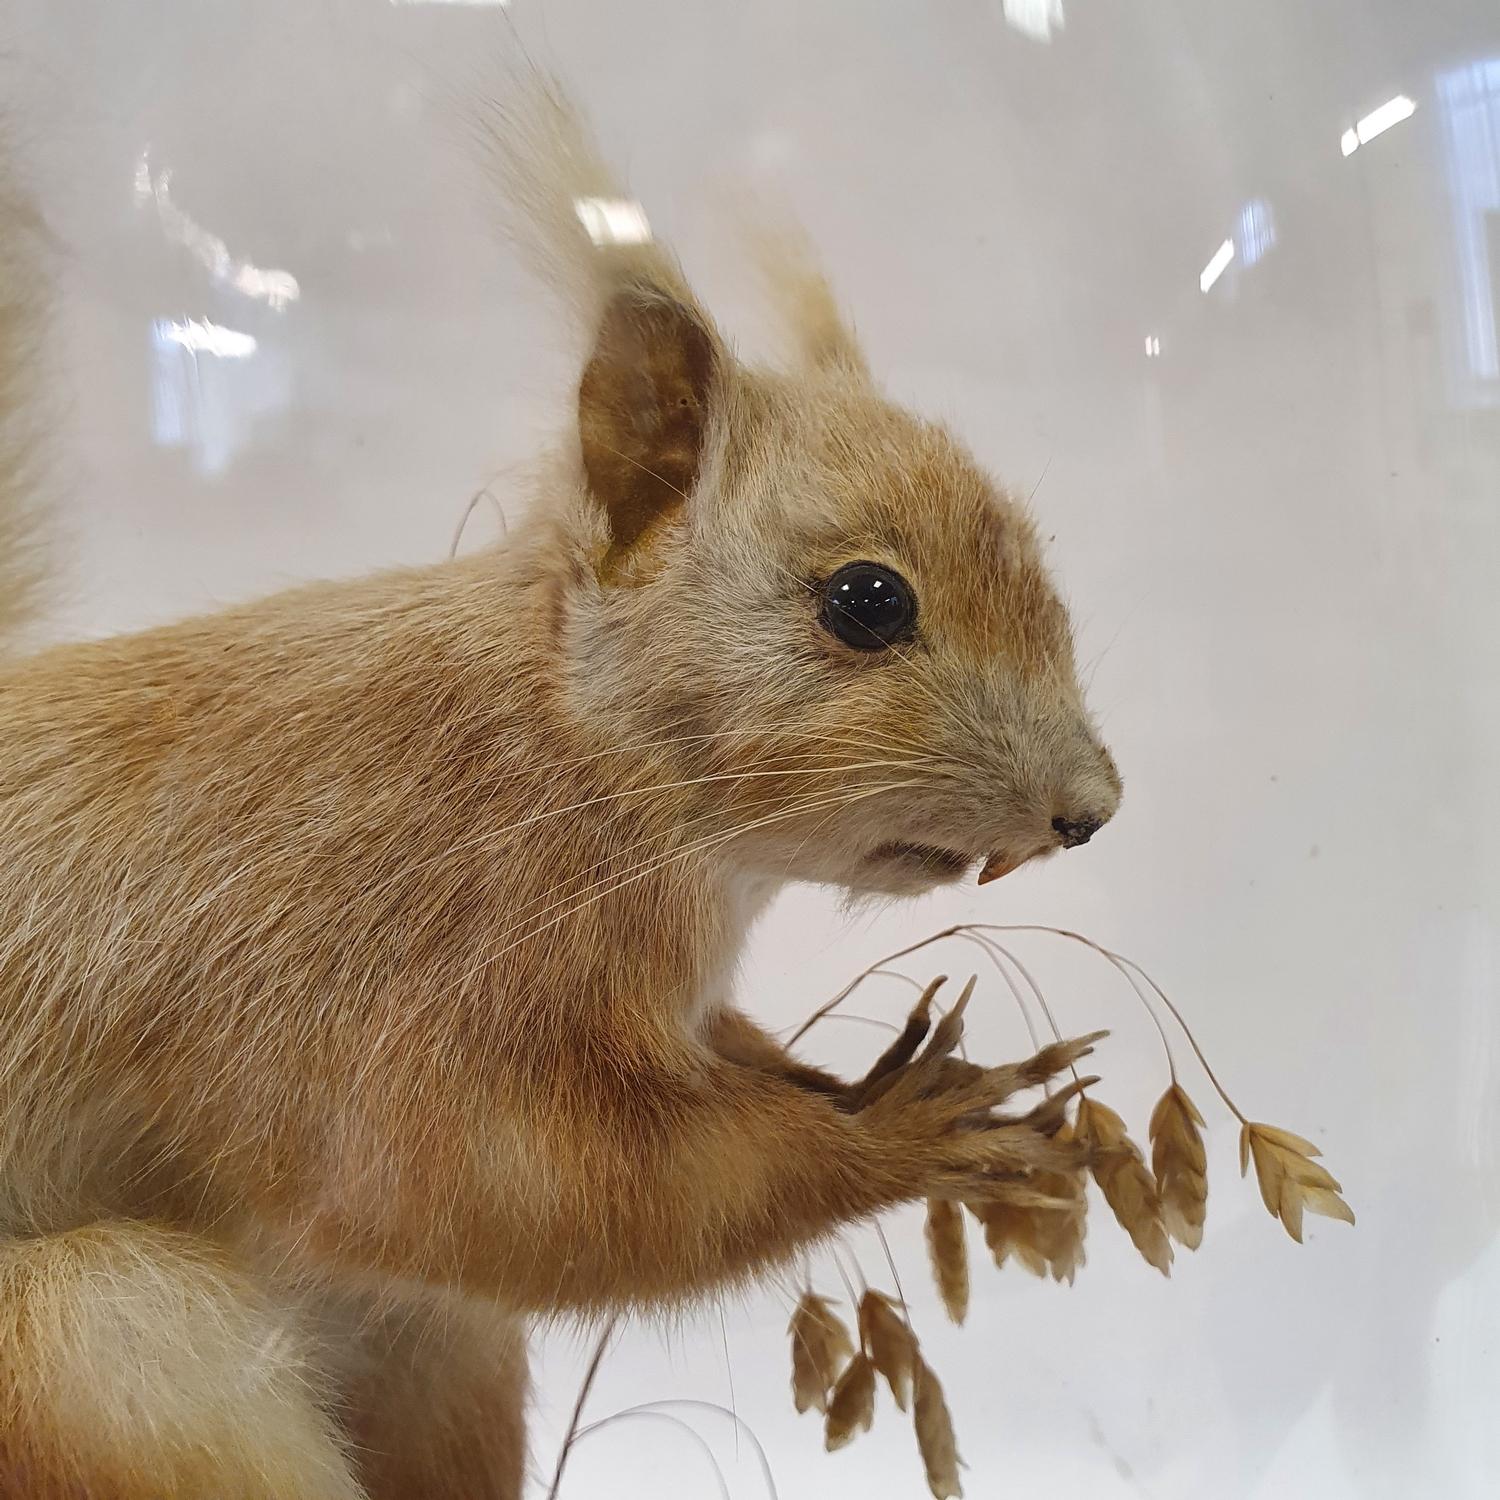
[0,82,1121,1500]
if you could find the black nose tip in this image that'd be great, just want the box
[1052,814,1104,849]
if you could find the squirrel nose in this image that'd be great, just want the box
[1052,813,1104,849]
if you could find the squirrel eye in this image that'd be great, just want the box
[819,562,917,651]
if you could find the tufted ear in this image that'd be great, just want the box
[577,289,719,577]
[752,224,869,378]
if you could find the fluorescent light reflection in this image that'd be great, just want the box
[573,197,652,247]
[1199,239,1235,294]
[1340,95,1417,157]
[1001,0,1064,44]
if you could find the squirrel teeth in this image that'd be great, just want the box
[976,852,1024,885]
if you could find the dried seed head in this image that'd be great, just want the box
[1030,1118,1089,1283]
[858,1290,919,1412]
[924,1198,970,1325]
[1076,1096,1173,1275]
[1149,1084,1208,1250]
[964,1142,1088,1285]
[789,1292,854,1415]
[968,1198,1048,1277]
[913,1358,963,1499]
[824,1351,877,1451]
[1240,1121,1355,1243]
[1031,1185,1088,1282]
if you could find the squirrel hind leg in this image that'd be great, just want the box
[323,1285,529,1500]
[0,1221,366,1500]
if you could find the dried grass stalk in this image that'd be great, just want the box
[1076,1096,1173,1275]
[924,1198,970,1325]
[824,1351,876,1451]
[1149,1084,1208,1250]
[913,1358,963,1499]
[858,1290,919,1411]
[789,1292,854,1415]
[1239,1121,1355,1243]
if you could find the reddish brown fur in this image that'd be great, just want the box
[0,82,1120,1497]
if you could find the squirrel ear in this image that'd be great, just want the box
[750,223,869,378]
[578,289,719,574]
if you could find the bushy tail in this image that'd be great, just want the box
[0,132,49,651]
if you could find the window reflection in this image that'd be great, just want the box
[150,318,288,477]
[1236,199,1277,269]
[1437,58,1500,402]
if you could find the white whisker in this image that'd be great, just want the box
[459,781,917,986]
[479,776,914,955]
[354,753,932,905]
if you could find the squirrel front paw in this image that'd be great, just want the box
[851,977,1102,1204]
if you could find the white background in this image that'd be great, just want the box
[5,1,1498,1496]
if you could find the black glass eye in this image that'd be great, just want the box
[819,562,917,651]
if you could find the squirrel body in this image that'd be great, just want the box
[0,86,1119,1499]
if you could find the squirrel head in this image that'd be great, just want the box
[499,90,1120,897]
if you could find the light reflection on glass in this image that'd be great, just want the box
[1000,0,1064,44]
[573,197,652,247]
[1236,199,1277,269]
[1199,239,1235,294]
[1340,95,1418,157]
[149,318,288,477]
[1437,59,1500,397]
[1195,203,1274,297]
[135,151,300,311]
[156,318,257,359]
